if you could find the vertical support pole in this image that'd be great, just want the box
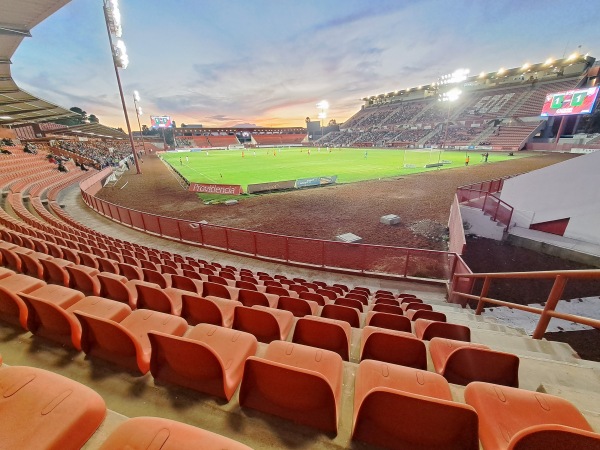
[532,275,568,339]
[475,277,491,315]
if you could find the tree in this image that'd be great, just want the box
[88,114,99,123]
[328,119,337,126]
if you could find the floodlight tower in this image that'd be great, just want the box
[132,91,147,155]
[317,100,329,141]
[103,0,142,174]
[437,68,468,164]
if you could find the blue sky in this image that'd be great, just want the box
[11,0,600,129]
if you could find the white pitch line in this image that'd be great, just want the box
[183,163,220,183]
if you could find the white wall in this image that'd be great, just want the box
[460,206,505,241]
[500,152,600,245]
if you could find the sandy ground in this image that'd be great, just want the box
[97,151,577,250]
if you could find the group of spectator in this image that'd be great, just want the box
[55,139,136,169]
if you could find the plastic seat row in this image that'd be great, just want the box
[0,362,251,449]
[239,343,599,449]
[0,264,519,390]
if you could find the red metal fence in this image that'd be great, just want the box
[80,169,462,282]
[456,175,515,230]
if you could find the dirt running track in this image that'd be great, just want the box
[97,152,576,250]
[96,151,600,360]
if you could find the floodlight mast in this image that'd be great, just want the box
[437,70,466,166]
[317,100,329,140]
[132,91,147,155]
[102,0,141,174]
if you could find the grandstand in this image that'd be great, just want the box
[1,1,600,449]
[175,126,308,148]
[318,58,598,150]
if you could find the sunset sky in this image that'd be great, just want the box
[11,0,600,129]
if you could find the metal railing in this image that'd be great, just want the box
[80,169,462,283]
[456,189,514,229]
[451,269,600,338]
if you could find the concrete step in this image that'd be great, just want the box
[471,328,582,362]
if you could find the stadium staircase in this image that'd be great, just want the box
[0,147,599,448]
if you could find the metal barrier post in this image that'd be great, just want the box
[475,277,491,315]
[532,275,568,339]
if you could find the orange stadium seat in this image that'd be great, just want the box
[334,296,364,312]
[429,337,520,387]
[17,251,48,279]
[97,272,136,306]
[240,340,343,433]
[76,309,188,374]
[142,267,169,288]
[414,318,471,342]
[117,262,143,280]
[181,294,241,327]
[0,365,106,450]
[168,273,203,293]
[464,382,600,450]
[371,303,405,316]
[22,292,131,350]
[321,303,361,328]
[235,279,258,291]
[232,305,293,343]
[39,257,72,286]
[374,297,400,306]
[406,309,447,322]
[200,280,234,299]
[277,295,319,317]
[344,292,368,305]
[149,324,258,400]
[365,310,412,332]
[299,291,327,306]
[292,315,351,361]
[360,326,427,369]
[132,280,188,315]
[401,302,432,312]
[0,273,46,328]
[98,416,253,450]
[352,359,479,450]
[237,288,278,308]
[65,265,101,296]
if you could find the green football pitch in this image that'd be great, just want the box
[162,147,524,190]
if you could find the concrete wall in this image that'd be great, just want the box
[460,206,505,240]
[500,151,600,245]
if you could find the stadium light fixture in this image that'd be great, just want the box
[498,67,505,75]
[544,57,554,66]
[102,0,141,174]
[132,91,147,156]
[567,52,578,61]
[438,86,462,163]
[316,100,329,140]
[522,63,530,71]
[438,68,470,86]
[479,71,486,78]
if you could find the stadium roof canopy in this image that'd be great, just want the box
[0,0,80,127]
[48,122,130,140]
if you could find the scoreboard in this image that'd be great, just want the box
[150,116,172,128]
[540,87,599,117]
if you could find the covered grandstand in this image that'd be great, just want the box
[318,56,599,151]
